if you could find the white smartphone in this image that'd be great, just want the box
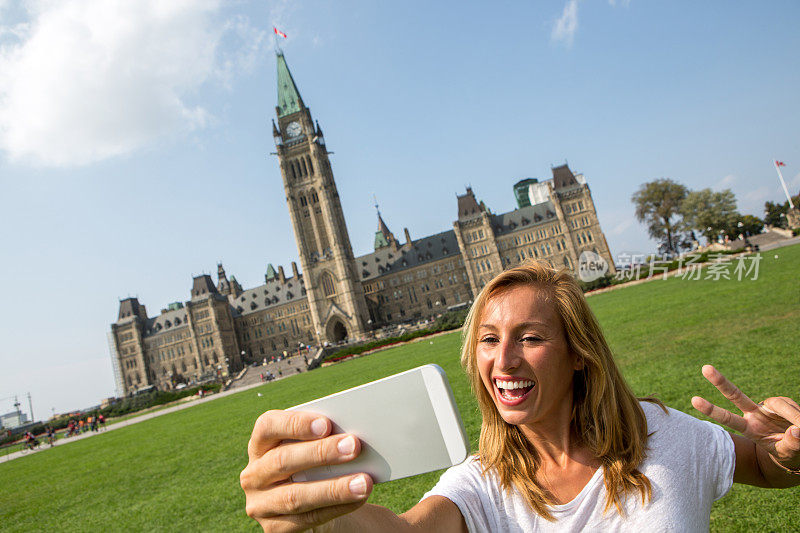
[288,364,469,484]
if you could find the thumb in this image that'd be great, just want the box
[773,425,800,464]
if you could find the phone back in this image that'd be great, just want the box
[289,364,469,483]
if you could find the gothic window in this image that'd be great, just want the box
[301,158,308,176]
[321,271,335,297]
[306,156,313,175]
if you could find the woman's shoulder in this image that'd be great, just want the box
[639,399,727,444]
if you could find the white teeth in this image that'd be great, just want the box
[495,379,533,390]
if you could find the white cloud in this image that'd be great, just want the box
[714,174,736,190]
[552,0,579,47]
[0,0,263,167]
[612,218,634,235]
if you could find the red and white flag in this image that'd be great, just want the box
[775,160,786,167]
[274,26,287,39]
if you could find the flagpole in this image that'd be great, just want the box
[774,160,795,209]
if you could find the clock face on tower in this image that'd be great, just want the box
[286,121,302,138]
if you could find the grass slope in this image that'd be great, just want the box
[1,245,797,531]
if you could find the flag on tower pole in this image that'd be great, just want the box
[274,27,287,39]
[773,160,795,209]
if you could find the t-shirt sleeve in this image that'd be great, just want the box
[420,457,496,533]
[649,403,736,502]
[702,418,735,500]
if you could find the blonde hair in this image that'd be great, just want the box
[461,261,661,519]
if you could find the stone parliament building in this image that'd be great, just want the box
[109,52,615,396]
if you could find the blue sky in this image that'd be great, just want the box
[1,1,798,417]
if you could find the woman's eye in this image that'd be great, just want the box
[479,336,499,344]
[522,336,542,343]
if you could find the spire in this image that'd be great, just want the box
[373,197,396,250]
[265,263,277,281]
[276,51,303,118]
[217,263,231,295]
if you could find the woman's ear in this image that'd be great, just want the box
[572,352,584,371]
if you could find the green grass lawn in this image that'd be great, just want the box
[1,245,798,531]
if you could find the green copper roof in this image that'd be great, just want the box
[277,52,303,117]
[265,263,277,280]
[374,230,390,250]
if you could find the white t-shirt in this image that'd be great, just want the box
[422,402,735,532]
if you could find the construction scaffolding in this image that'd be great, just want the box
[107,332,124,398]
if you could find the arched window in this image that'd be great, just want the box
[301,158,308,175]
[306,156,314,175]
[321,271,335,297]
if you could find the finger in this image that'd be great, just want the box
[762,397,800,429]
[258,473,373,518]
[701,365,758,413]
[248,410,330,460]
[692,396,748,434]
[254,434,362,486]
[773,426,800,467]
[259,501,368,533]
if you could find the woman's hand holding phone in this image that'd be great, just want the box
[239,409,373,533]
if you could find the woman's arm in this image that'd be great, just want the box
[324,497,466,533]
[691,365,800,488]
[240,409,466,532]
[729,434,800,488]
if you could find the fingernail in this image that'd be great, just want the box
[791,426,799,438]
[337,435,356,455]
[349,474,367,496]
[311,418,327,437]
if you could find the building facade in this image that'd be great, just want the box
[109,52,615,396]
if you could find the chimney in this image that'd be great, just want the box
[291,261,299,279]
[278,265,286,284]
[404,227,412,245]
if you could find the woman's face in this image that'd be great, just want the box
[476,284,580,428]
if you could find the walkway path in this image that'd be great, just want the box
[1,376,276,464]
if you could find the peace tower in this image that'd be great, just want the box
[272,51,370,343]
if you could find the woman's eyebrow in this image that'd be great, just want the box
[478,321,549,330]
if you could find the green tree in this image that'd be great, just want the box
[680,188,738,244]
[632,178,688,254]
[764,195,800,228]
[725,214,764,240]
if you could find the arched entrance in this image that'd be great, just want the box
[326,317,348,342]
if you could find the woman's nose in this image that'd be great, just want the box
[495,338,520,371]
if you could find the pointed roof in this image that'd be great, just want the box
[373,203,396,250]
[277,51,303,118]
[265,263,277,281]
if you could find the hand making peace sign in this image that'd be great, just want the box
[691,365,800,473]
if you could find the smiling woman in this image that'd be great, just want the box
[459,264,660,520]
[240,261,800,532]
